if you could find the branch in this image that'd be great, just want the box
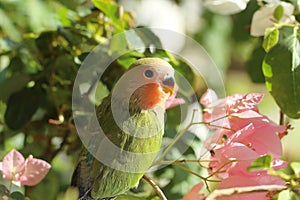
[279,110,284,125]
[142,175,167,200]
[206,185,287,200]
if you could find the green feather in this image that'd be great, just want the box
[72,94,164,199]
[71,58,172,199]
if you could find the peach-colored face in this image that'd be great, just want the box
[130,63,176,110]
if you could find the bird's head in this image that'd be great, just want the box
[126,58,177,110]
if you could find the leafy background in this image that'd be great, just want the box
[0,0,299,199]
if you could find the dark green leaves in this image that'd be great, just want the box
[0,73,30,102]
[4,86,42,130]
[247,46,266,83]
[262,27,300,119]
[10,192,26,200]
[0,184,9,196]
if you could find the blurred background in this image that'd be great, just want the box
[0,0,299,199]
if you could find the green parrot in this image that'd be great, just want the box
[71,58,177,199]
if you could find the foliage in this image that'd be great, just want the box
[0,0,300,199]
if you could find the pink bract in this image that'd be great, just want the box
[165,96,185,110]
[183,182,206,200]
[187,89,289,200]
[0,149,24,184]
[0,149,51,186]
[200,89,264,129]
[20,156,52,186]
[165,85,185,109]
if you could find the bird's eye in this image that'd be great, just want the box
[144,69,154,78]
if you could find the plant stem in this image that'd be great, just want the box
[8,181,13,194]
[172,163,206,180]
[206,185,287,200]
[158,159,211,166]
[142,175,167,200]
[279,110,284,125]
[153,123,193,165]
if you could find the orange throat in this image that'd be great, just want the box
[133,83,168,110]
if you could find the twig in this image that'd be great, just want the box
[142,175,167,200]
[206,185,287,200]
[279,110,284,125]
[172,163,206,180]
[153,123,193,165]
[154,114,231,166]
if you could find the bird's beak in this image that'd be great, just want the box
[162,75,175,96]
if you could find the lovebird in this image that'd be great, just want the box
[71,58,178,199]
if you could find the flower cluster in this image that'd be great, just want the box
[185,89,288,199]
[0,149,51,187]
[203,0,297,36]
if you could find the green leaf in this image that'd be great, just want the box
[247,46,266,83]
[291,162,300,176]
[263,27,279,52]
[125,29,145,52]
[0,73,31,102]
[10,191,26,200]
[4,86,42,130]
[0,184,9,196]
[57,187,78,200]
[290,191,300,200]
[134,28,163,50]
[247,154,272,171]
[117,56,137,69]
[92,0,124,32]
[273,5,284,21]
[262,27,300,119]
[278,190,291,200]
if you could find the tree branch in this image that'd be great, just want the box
[142,175,167,200]
[206,185,287,200]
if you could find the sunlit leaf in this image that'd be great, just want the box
[92,0,124,32]
[247,154,272,171]
[262,27,300,119]
[273,5,284,21]
[290,191,300,200]
[291,162,300,177]
[277,190,291,200]
[263,27,279,52]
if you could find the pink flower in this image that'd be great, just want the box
[165,85,185,109]
[226,123,283,158]
[0,149,51,186]
[209,142,260,179]
[165,95,185,110]
[208,124,287,178]
[228,110,287,133]
[189,89,289,200]
[200,89,264,129]
[183,182,206,200]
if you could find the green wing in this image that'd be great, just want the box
[72,95,164,199]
